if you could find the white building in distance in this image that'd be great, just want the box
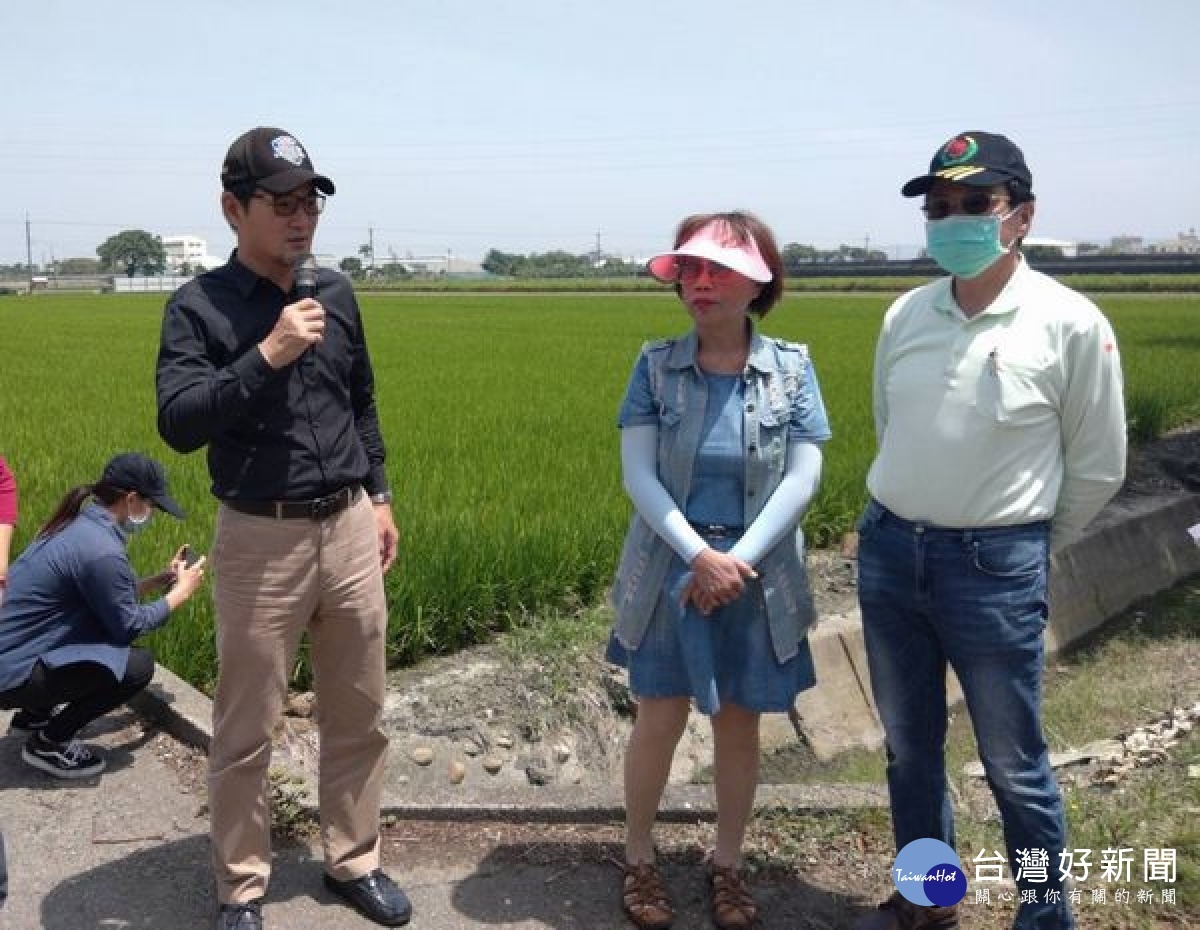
[162,235,223,272]
[1147,229,1200,255]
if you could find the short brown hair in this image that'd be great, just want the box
[670,211,784,317]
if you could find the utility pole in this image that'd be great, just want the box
[25,213,34,289]
[369,226,376,272]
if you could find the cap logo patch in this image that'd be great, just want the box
[938,135,978,167]
[271,135,307,166]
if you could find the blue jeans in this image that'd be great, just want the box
[857,500,1074,930]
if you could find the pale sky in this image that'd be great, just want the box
[2,0,1198,266]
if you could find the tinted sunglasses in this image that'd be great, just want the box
[921,191,1010,221]
[676,257,737,281]
[253,191,326,217]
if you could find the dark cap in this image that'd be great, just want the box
[902,131,1033,198]
[100,453,185,519]
[221,127,335,196]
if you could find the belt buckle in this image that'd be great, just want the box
[309,491,339,520]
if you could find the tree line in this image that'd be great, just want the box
[3,229,1170,284]
[0,231,168,279]
[480,243,895,278]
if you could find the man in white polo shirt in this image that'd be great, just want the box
[854,132,1126,930]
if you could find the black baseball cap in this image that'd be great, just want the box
[100,453,185,519]
[220,127,335,196]
[902,131,1033,198]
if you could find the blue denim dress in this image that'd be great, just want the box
[607,373,817,715]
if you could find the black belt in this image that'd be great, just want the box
[688,521,744,538]
[223,486,361,520]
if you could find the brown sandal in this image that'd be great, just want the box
[708,863,758,929]
[621,861,674,929]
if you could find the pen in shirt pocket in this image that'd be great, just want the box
[987,347,1000,375]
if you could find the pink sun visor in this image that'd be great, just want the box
[646,219,773,284]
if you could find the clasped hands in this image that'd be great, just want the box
[680,547,757,615]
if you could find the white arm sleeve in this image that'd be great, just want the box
[620,424,709,564]
[728,442,823,566]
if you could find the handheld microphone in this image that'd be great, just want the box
[294,254,319,300]
[293,254,321,375]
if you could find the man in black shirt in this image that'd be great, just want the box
[156,127,409,930]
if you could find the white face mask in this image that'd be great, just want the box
[120,496,153,534]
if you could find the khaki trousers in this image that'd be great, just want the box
[209,494,389,904]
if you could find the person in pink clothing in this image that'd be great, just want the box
[0,456,17,605]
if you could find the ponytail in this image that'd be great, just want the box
[38,482,124,539]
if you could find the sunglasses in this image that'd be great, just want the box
[921,192,1010,221]
[252,190,326,218]
[676,257,737,281]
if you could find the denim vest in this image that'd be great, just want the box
[611,329,817,663]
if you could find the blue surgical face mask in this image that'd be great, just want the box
[925,209,1017,279]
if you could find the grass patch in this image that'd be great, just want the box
[497,603,613,726]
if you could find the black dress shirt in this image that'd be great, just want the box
[155,254,389,501]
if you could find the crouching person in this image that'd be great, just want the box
[0,453,206,778]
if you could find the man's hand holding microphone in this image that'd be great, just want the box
[259,255,323,369]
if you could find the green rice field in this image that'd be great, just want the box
[1,290,1198,689]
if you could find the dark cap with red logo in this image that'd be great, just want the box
[902,131,1033,198]
[221,127,335,196]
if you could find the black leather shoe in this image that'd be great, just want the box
[323,869,412,926]
[852,892,959,930]
[215,899,263,930]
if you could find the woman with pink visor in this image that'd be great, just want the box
[608,212,832,928]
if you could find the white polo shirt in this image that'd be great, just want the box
[867,260,1126,550]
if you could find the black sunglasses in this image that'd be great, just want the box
[921,191,1010,221]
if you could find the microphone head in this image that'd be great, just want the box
[294,254,319,299]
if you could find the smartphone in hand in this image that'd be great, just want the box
[180,544,201,568]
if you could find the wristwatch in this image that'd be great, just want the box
[369,490,393,505]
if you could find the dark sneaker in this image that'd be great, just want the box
[215,900,263,930]
[21,732,106,779]
[9,709,53,733]
[853,891,960,930]
[324,869,412,926]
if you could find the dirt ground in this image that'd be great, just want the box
[1118,424,1200,501]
